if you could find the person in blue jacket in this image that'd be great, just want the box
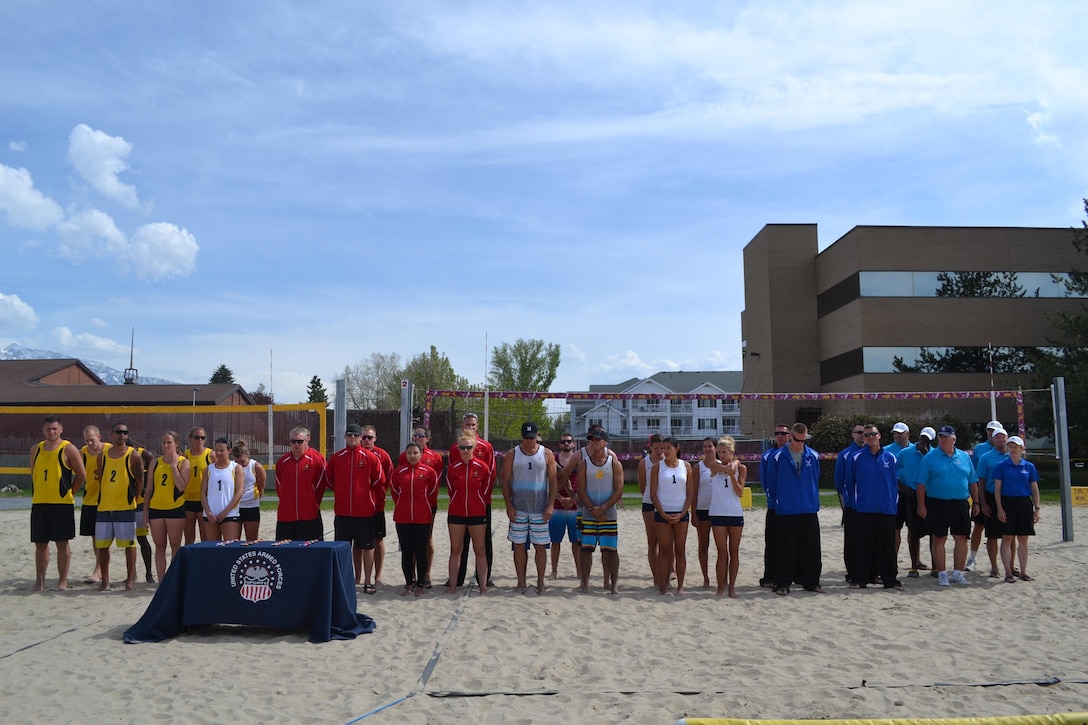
[847,424,902,590]
[766,423,822,595]
[834,424,866,583]
[758,425,791,589]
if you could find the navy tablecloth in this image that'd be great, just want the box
[124,541,375,643]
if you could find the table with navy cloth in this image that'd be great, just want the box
[124,540,375,643]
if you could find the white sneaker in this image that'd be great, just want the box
[938,571,950,587]
[951,571,970,585]
[964,556,977,572]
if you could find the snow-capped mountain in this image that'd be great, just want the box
[1,343,180,385]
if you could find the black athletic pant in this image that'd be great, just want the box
[772,512,822,590]
[760,509,777,586]
[396,522,431,586]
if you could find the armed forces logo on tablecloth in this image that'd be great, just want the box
[229,550,285,603]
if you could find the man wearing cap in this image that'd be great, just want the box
[974,426,1010,578]
[576,429,623,594]
[758,425,791,588]
[966,420,1005,571]
[885,422,911,458]
[451,413,496,588]
[766,422,823,595]
[501,422,558,594]
[915,425,979,586]
[325,423,383,590]
[895,426,935,577]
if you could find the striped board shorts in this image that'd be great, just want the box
[95,509,137,549]
[579,518,618,552]
[507,511,550,546]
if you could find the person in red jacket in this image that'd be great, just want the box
[445,431,492,595]
[325,423,383,592]
[391,441,439,597]
[398,425,445,589]
[274,426,327,541]
[450,412,496,587]
[359,424,394,585]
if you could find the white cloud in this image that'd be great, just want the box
[90,318,108,328]
[55,208,126,260]
[51,326,127,355]
[0,164,64,231]
[1026,111,1060,147]
[0,292,39,332]
[68,124,140,209]
[126,223,199,280]
[9,141,27,152]
[596,350,654,376]
[566,342,587,363]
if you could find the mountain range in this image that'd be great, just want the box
[1,343,180,386]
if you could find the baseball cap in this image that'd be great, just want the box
[919,427,937,440]
[991,427,1008,437]
[986,420,1002,431]
[520,421,538,439]
[346,423,363,435]
[891,422,909,434]
[587,430,610,442]
[1007,435,1025,447]
[937,425,956,437]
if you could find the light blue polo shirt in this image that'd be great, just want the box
[915,446,975,500]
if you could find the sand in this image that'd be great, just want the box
[1,503,1087,724]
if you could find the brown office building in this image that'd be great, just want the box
[740,224,1083,438]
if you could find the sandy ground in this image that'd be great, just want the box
[1,502,1087,724]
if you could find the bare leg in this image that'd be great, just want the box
[1000,535,1014,578]
[98,547,112,591]
[138,534,154,581]
[672,520,689,595]
[579,548,592,592]
[85,541,102,583]
[513,542,529,593]
[33,542,50,591]
[534,544,547,595]
[1016,535,1030,577]
[603,550,619,593]
[183,510,198,545]
[124,546,137,590]
[986,536,1001,575]
[727,526,742,598]
[55,540,72,591]
[151,519,169,583]
[469,524,488,594]
[643,510,659,589]
[374,538,385,586]
[712,525,729,596]
[550,541,562,580]
[696,518,711,588]
[951,534,968,571]
[446,523,465,594]
[655,521,674,595]
[931,535,947,573]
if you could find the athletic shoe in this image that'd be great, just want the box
[937,571,950,587]
[964,557,977,572]
[950,571,970,585]
[907,569,920,578]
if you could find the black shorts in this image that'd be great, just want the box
[184,500,203,513]
[334,515,376,549]
[31,503,76,543]
[372,510,387,539]
[642,502,654,513]
[983,491,1004,538]
[1001,496,1036,537]
[448,514,487,526]
[239,506,260,523]
[897,488,927,537]
[79,504,98,537]
[925,497,971,538]
[710,515,744,527]
[148,507,186,520]
[653,511,690,524]
[275,518,324,541]
[203,515,241,523]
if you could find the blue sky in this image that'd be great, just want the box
[2,1,1086,403]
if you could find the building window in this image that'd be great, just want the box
[697,398,717,408]
[646,418,660,430]
[857,271,1080,299]
[589,418,603,429]
[697,418,718,431]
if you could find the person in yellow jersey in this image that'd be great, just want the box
[79,425,109,584]
[182,426,213,544]
[30,415,87,591]
[143,431,190,581]
[96,424,145,591]
[128,437,157,583]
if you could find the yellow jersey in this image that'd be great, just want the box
[31,440,76,505]
[183,447,213,502]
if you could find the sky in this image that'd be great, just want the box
[2,1,1087,404]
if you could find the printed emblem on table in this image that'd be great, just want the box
[229,550,285,603]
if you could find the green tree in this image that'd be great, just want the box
[1033,199,1088,454]
[402,346,470,393]
[893,272,1029,373]
[209,364,235,384]
[306,375,328,403]
[342,352,401,409]
[485,338,561,440]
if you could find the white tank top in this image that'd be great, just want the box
[207,461,240,517]
[655,459,688,512]
[641,455,659,504]
[708,464,744,517]
[696,460,715,511]
[238,460,258,508]
[510,444,549,513]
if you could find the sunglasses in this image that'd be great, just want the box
[774,431,789,436]
[863,432,880,437]
[413,433,427,438]
[361,435,375,440]
[191,435,205,440]
[290,439,306,444]
[113,430,129,435]
[345,432,361,438]
[560,440,574,444]
[458,445,474,451]
[792,437,807,444]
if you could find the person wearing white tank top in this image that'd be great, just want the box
[232,441,267,542]
[650,436,694,595]
[691,437,719,590]
[710,437,747,598]
[201,438,245,542]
